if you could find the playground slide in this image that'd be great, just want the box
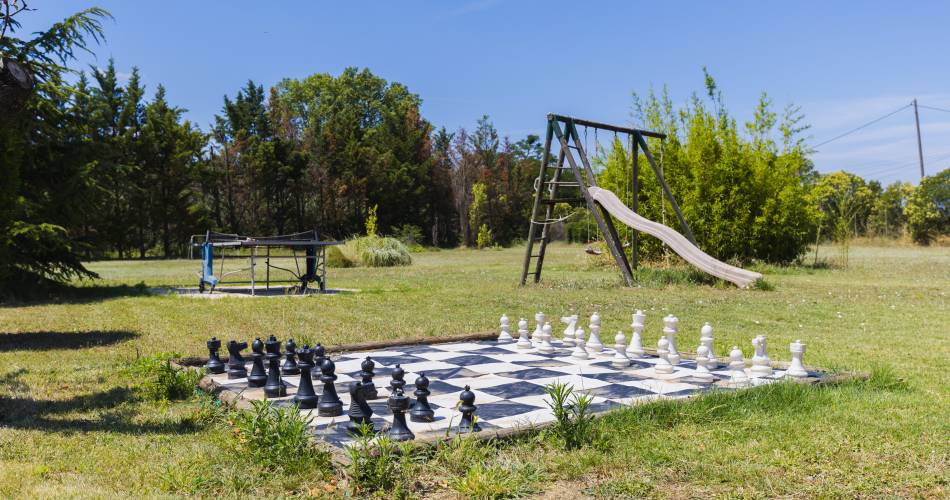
[588,187,763,288]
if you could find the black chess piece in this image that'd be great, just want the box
[282,338,300,375]
[205,337,225,374]
[312,343,326,377]
[294,347,319,409]
[360,357,378,400]
[347,382,375,435]
[247,338,268,388]
[264,335,281,361]
[226,340,248,379]
[410,372,434,422]
[388,364,406,393]
[297,345,314,371]
[317,358,343,417]
[457,385,480,433]
[386,387,414,441]
[263,355,287,398]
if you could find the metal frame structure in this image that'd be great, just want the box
[189,229,342,295]
[520,114,696,286]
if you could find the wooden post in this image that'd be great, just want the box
[631,133,639,270]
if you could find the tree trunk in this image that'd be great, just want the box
[0,57,34,121]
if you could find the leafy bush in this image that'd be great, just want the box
[344,425,415,497]
[542,382,600,450]
[476,224,493,249]
[229,400,330,473]
[326,246,354,268]
[905,168,949,245]
[129,352,202,402]
[393,223,424,247]
[343,235,412,267]
[365,204,379,237]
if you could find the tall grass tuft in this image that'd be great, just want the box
[541,382,600,450]
[341,235,412,267]
[228,400,330,474]
[344,424,416,497]
[129,352,202,402]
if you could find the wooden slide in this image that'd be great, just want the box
[588,187,763,288]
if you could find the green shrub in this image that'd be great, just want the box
[344,425,415,497]
[229,400,330,474]
[326,246,354,268]
[905,168,949,245]
[476,223,493,249]
[129,352,202,402]
[393,223,424,247]
[541,382,600,450]
[343,235,412,267]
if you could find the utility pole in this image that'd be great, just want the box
[913,98,925,179]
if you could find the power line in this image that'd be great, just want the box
[813,103,912,148]
[918,104,950,114]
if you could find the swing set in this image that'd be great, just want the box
[520,114,762,288]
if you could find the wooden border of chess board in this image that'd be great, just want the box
[178,331,871,462]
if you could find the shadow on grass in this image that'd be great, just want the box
[0,275,151,307]
[0,386,202,434]
[0,330,138,352]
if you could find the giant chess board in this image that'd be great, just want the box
[205,336,816,449]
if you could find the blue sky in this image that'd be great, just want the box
[18,1,950,184]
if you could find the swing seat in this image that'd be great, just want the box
[585,246,602,255]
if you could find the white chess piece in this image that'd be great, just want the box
[627,310,646,358]
[587,312,604,353]
[663,315,680,365]
[538,322,555,354]
[785,339,808,378]
[654,337,674,375]
[561,315,577,346]
[532,312,545,344]
[497,314,513,342]
[728,345,749,386]
[516,318,532,349]
[750,335,773,377]
[693,344,715,382]
[699,322,718,368]
[571,327,589,359]
[612,331,630,368]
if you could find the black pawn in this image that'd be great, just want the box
[205,337,225,374]
[410,373,434,422]
[388,364,406,393]
[317,358,343,417]
[226,340,248,379]
[347,382,375,435]
[457,385,480,433]
[282,338,300,375]
[387,387,414,441]
[312,343,326,377]
[247,338,268,388]
[294,347,318,409]
[360,357,378,400]
[264,356,287,397]
[264,335,281,361]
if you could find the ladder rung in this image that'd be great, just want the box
[544,181,579,186]
[541,198,585,204]
[530,254,542,258]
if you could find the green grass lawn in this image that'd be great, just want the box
[1,242,947,498]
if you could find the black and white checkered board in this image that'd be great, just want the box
[207,339,798,448]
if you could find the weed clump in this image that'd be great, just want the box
[129,352,202,402]
[542,382,601,450]
[344,424,416,497]
[228,400,330,474]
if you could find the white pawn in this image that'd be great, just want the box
[532,312,545,344]
[571,327,589,359]
[538,322,555,354]
[693,344,715,382]
[561,315,578,346]
[626,310,646,358]
[786,339,808,378]
[699,322,718,368]
[750,335,773,377]
[728,345,749,387]
[516,318,532,349]
[587,313,604,353]
[497,314,513,342]
[612,331,630,368]
[663,315,681,365]
[654,337,674,375]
